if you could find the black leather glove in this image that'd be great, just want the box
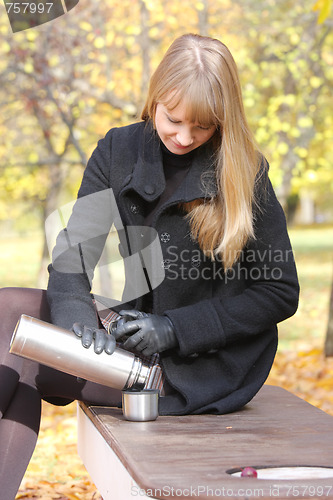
[72,323,116,355]
[113,310,178,356]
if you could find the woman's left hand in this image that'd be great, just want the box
[72,323,116,355]
[114,310,178,356]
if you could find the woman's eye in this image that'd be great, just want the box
[167,116,179,124]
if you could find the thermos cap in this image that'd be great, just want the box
[122,389,159,421]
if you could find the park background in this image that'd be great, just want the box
[0,0,332,498]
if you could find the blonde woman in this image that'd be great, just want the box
[0,34,298,497]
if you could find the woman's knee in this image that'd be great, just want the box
[0,288,22,317]
[0,287,50,323]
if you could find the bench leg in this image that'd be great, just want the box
[77,404,153,500]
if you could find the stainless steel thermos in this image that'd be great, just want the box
[10,314,149,391]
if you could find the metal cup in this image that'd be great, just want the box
[122,389,159,421]
[10,314,149,391]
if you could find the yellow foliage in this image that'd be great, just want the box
[277,142,289,155]
[94,37,105,49]
[196,1,205,10]
[0,0,332,236]
[25,30,37,42]
[267,347,333,416]
[306,170,318,182]
[310,76,323,88]
[23,62,33,74]
[298,116,314,128]
[290,127,301,138]
[295,147,308,158]
[79,21,92,31]
[312,0,332,23]
[280,122,291,133]
[48,55,60,67]
[289,32,300,45]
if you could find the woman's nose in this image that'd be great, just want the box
[177,128,194,146]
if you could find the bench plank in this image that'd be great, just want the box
[77,385,333,499]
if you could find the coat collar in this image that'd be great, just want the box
[124,121,217,204]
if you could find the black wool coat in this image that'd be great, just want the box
[47,121,299,415]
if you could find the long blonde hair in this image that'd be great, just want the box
[142,33,262,270]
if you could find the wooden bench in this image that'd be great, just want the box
[77,385,333,499]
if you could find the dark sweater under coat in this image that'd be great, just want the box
[47,121,299,415]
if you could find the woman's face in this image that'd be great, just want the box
[155,100,216,155]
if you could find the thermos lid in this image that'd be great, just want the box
[122,389,159,421]
[122,389,159,394]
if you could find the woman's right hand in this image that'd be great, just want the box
[72,323,116,355]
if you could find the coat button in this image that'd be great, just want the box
[191,256,201,267]
[130,203,140,214]
[160,232,171,243]
[161,259,171,270]
[144,184,155,195]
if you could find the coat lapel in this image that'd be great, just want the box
[167,141,217,205]
[124,122,166,202]
[119,121,217,212]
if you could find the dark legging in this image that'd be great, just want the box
[0,287,122,500]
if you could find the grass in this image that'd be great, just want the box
[278,226,333,351]
[0,230,46,288]
[1,225,332,351]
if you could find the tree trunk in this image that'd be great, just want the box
[37,160,64,287]
[197,0,209,35]
[324,265,333,357]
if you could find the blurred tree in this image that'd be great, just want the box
[0,0,332,284]
[0,0,218,282]
[312,0,333,357]
[0,0,139,282]
[224,0,333,219]
[326,273,333,356]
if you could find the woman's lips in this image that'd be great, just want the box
[170,140,191,150]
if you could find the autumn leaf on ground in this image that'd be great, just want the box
[267,347,333,415]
